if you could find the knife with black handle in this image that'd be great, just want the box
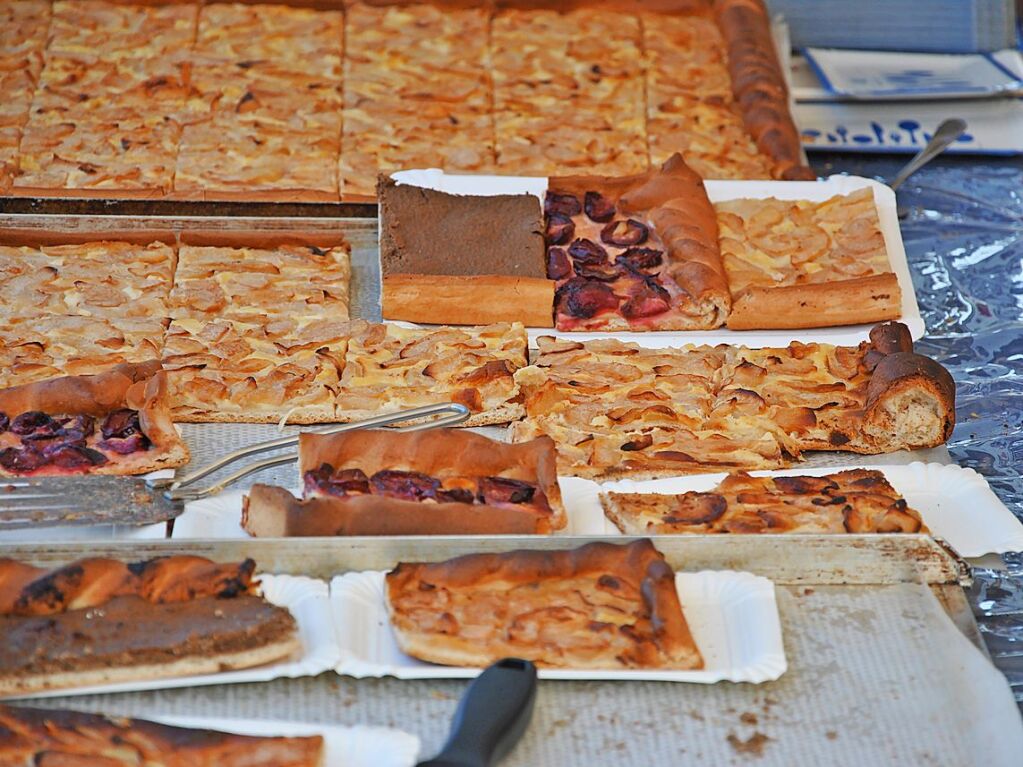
[417,658,538,767]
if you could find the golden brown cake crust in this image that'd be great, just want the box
[385,539,702,670]
[726,274,902,330]
[512,321,956,478]
[243,484,548,537]
[0,704,324,767]
[0,363,189,476]
[240,428,566,535]
[601,468,927,535]
[0,556,299,698]
[712,0,814,180]
[382,274,556,327]
[0,361,160,417]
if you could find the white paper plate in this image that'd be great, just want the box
[801,48,1023,101]
[330,569,786,684]
[388,171,923,347]
[171,489,254,538]
[793,49,1023,103]
[582,462,1023,558]
[6,574,340,700]
[148,715,420,767]
[791,50,1023,156]
[171,453,1005,556]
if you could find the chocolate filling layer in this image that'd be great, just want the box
[379,177,545,278]
[0,595,295,677]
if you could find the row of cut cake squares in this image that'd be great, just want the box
[1,0,785,196]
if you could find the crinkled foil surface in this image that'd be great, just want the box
[814,152,1023,705]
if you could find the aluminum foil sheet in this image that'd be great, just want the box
[814,152,1023,705]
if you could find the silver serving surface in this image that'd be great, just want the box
[34,583,1020,766]
[0,476,180,529]
[3,151,1023,758]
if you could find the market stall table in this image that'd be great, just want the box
[2,152,1021,765]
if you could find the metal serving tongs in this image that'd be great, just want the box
[147,402,470,504]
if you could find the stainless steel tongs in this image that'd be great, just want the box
[147,402,470,503]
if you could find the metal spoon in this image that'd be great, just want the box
[890,117,968,193]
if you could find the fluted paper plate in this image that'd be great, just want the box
[389,170,923,347]
[169,460,1014,558]
[589,462,1023,558]
[330,569,786,684]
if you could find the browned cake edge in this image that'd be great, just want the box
[713,0,815,180]
[384,539,702,669]
[0,704,324,765]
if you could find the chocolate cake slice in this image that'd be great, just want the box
[0,556,300,696]
[0,595,298,696]
[378,177,555,326]
[379,176,545,277]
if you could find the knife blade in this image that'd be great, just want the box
[417,658,538,767]
[0,475,182,530]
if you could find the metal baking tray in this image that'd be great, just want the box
[5,537,1011,767]
[0,211,965,590]
[0,212,382,320]
[0,533,968,587]
[0,0,808,209]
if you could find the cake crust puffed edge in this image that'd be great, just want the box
[0,704,323,764]
[549,153,730,331]
[243,484,550,537]
[0,362,190,476]
[713,0,815,180]
[852,321,956,453]
[383,539,702,670]
[510,321,955,478]
[726,273,903,330]
[862,351,956,452]
[383,274,555,328]
[300,428,563,530]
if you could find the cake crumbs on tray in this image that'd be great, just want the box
[727,731,771,757]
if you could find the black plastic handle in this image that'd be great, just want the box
[418,658,538,767]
